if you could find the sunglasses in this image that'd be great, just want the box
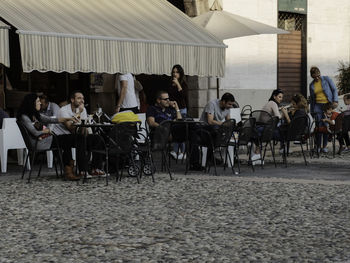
[160,97,170,101]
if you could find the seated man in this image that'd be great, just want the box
[146,90,183,158]
[200,92,237,125]
[39,94,60,117]
[52,91,105,177]
[146,90,182,128]
[190,93,237,169]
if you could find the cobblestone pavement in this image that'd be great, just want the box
[0,161,350,262]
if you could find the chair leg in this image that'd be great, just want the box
[162,150,172,180]
[38,153,44,177]
[28,151,36,183]
[105,152,109,186]
[235,146,241,174]
[22,152,30,179]
[300,144,307,166]
[269,142,277,168]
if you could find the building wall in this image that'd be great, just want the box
[307,0,350,93]
[221,0,279,110]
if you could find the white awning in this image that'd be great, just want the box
[0,21,10,67]
[0,0,226,77]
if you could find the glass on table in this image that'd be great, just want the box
[96,108,103,123]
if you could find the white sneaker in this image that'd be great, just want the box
[169,151,178,159]
[251,154,261,161]
[177,153,184,160]
[322,148,329,153]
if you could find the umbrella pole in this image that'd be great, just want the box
[216,77,220,99]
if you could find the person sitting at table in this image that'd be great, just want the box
[146,90,183,158]
[200,92,238,125]
[16,93,79,180]
[146,90,182,128]
[250,89,289,160]
[39,94,60,117]
[52,91,105,178]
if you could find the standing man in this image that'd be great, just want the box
[200,92,238,125]
[39,94,60,117]
[116,73,139,114]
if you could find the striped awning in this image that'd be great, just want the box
[0,21,10,67]
[0,0,226,77]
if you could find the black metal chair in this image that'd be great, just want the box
[150,120,173,180]
[91,122,141,185]
[196,119,236,176]
[241,105,252,122]
[228,117,256,173]
[17,120,64,183]
[250,110,279,167]
[281,115,309,167]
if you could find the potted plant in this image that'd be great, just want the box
[337,61,350,95]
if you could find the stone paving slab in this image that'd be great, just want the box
[0,170,350,262]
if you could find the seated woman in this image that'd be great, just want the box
[17,93,79,180]
[283,93,308,124]
[251,89,289,161]
[279,94,308,150]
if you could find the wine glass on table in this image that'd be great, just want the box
[96,107,103,124]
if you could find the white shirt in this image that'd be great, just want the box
[52,104,87,135]
[117,73,138,108]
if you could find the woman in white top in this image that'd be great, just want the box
[252,89,289,161]
[262,89,288,119]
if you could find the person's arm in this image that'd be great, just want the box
[281,107,291,124]
[326,76,338,108]
[116,80,127,113]
[146,116,159,128]
[207,113,223,125]
[21,115,48,137]
[170,101,182,120]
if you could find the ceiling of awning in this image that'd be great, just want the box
[0,21,10,67]
[0,0,226,77]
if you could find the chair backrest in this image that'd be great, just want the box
[238,117,256,146]
[250,110,273,126]
[241,105,252,121]
[342,114,350,133]
[1,118,27,149]
[108,122,138,153]
[286,115,309,141]
[333,112,344,134]
[214,119,236,147]
[152,120,172,151]
[16,120,35,151]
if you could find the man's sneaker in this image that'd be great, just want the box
[322,148,329,153]
[96,169,107,177]
[169,151,178,159]
[343,147,350,153]
[177,153,184,160]
[80,171,92,179]
[251,154,261,161]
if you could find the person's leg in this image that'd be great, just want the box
[56,134,74,165]
[314,103,325,151]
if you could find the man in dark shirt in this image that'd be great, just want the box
[146,90,182,127]
[0,107,9,129]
